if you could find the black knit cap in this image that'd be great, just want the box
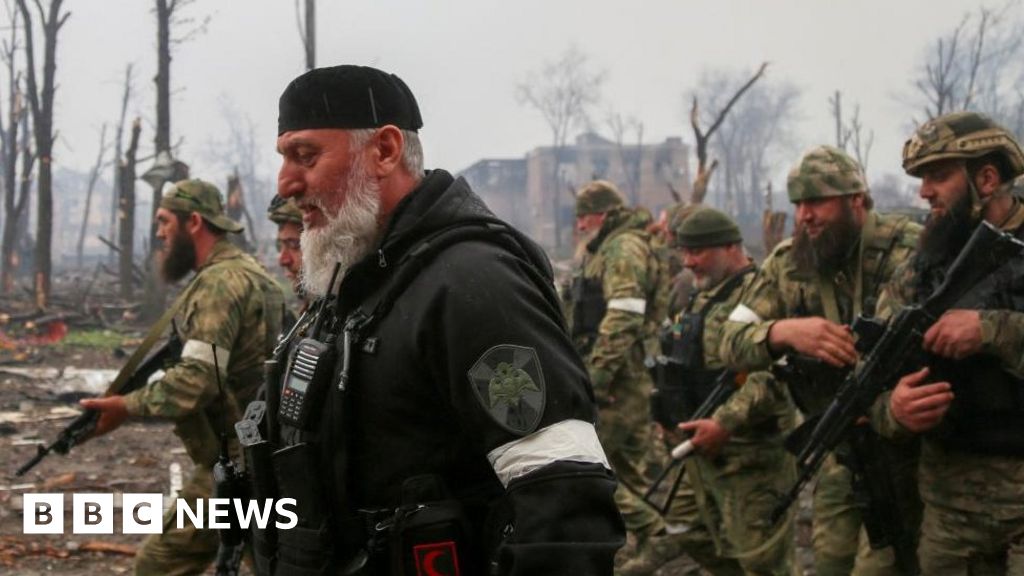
[278,65,423,135]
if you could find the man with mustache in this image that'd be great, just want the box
[718,146,922,575]
[246,65,622,575]
[879,112,1024,573]
[567,180,670,558]
[623,207,798,576]
[81,179,285,575]
[267,194,308,317]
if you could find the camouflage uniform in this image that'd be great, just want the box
[875,112,1024,574]
[569,181,670,542]
[624,208,798,576]
[125,181,285,576]
[267,194,307,321]
[719,147,922,576]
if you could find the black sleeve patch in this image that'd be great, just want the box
[467,344,547,435]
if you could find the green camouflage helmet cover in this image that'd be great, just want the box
[575,180,625,216]
[267,194,303,226]
[902,111,1024,177]
[672,206,742,248]
[787,145,868,203]
[159,179,243,234]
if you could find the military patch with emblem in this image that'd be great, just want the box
[467,345,546,435]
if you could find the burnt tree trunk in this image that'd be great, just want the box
[77,124,108,268]
[108,64,133,266]
[18,0,68,308]
[119,119,141,299]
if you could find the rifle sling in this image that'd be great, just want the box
[101,259,231,397]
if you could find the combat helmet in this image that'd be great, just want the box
[902,111,1024,178]
[576,180,625,216]
[787,145,868,203]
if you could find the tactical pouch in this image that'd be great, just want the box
[571,276,606,353]
[271,443,332,574]
[674,313,705,370]
[388,475,471,576]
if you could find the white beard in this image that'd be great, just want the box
[299,159,382,297]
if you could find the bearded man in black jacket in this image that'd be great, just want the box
[243,65,623,576]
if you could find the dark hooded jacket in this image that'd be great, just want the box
[284,170,623,575]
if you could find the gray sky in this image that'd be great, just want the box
[53,0,987,199]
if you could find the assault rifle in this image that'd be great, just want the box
[643,370,743,514]
[770,221,1024,571]
[16,329,183,476]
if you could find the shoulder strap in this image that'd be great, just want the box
[101,274,204,396]
[347,220,557,337]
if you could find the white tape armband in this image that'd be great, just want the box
[727,303,762,324]
[487,419,610,487]
[181,339,230,369]
[607,298,646,315]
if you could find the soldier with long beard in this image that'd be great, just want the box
[719,146,922,576]
[81,179,285,575]
[879,112,1024,574]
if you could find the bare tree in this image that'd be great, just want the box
[762,181,787,255]
[119,118,141,299]
[0,2,33,294]
[606,112,643,204]
[910,2,1024,132]
[107,64,133,265]
[17,0,68,308]
[516,46,604,252]
[76,124,109,268]
[830,90,874,174]
[205,97,270,247]
[295,0,315,70]
[151,0,207,253]
[688,62,767,205]
[691,67,800,222]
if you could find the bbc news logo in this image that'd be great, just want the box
[23,493,298,534]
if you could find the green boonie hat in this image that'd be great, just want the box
[159,179,243,234]
[787,145,868,203]
[672,207,742,248]
[576,180,625,216]
[267,194,303,226]
[902,111,1024,178]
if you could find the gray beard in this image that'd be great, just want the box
[299,163,382,297]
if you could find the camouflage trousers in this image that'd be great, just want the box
[918,496,1024,575]
[646,436,798,576]
[135,465,219,576]
[598,405,665,539]
[812,454,908,576]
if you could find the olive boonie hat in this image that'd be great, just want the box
[159,179,243,234]
[673,207,742,248]
[902,111,1024,177]
[278,65,423,135]
[576,180,625,216]
[787,145,868,203]
[267,194,303,226]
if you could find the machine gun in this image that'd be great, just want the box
[770,221,1024,572]
[16,329,183,476]
[642,370,744,514]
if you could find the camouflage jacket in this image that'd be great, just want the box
[124,239,285,466]
[693,265,797,441]
[573,207,670,402]
[719,211,921,375]
[873,195,1024,515]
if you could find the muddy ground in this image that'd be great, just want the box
[0,335,815,576]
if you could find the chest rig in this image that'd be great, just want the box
[926,224,1024,455]
[650,267,753,428]
[235,220,558,576]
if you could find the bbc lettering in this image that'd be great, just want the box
[23,493,297,534]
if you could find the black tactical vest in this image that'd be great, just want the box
[651,267,753,428]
